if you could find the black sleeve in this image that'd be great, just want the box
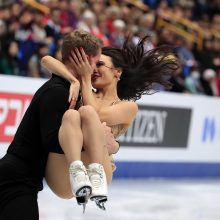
[40,86,69,153]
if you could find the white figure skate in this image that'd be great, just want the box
[88,163,108,210]
[69,160,92,213]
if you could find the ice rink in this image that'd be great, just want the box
[38,179,220,220]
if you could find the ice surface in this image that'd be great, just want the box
[38,179,220,220]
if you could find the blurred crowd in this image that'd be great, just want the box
[0,0,220,97]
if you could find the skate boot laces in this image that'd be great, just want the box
[89,166,104,190]
[70,164,88,184]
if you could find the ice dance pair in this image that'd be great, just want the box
[69,160,107,212]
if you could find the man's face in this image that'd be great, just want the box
[88,49,101,71]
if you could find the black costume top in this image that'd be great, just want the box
[7,75,69,191]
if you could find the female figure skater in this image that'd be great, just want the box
[41,36,179,211]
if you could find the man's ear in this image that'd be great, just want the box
[87,55,91,62]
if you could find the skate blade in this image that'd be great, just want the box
[82,203,86,213]
[76,196,88,214]
[76,186,92,213]
[90,195,107,202]
[91,196,107,211]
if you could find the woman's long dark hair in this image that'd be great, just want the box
[102,36,179,101]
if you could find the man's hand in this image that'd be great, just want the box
[102,122,120,155]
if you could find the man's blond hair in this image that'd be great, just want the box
[61,30,102,63]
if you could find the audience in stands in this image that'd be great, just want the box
[0,0,219,97]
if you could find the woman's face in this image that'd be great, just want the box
[92,54,118,89]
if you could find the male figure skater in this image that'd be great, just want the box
[0,30,119,220]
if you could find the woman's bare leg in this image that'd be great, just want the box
[79,105,109,209]
[78,105,105,164]
[58,108,92,209]
[78,106,113,184]
[58,109,83,165]
[45,153,73,199]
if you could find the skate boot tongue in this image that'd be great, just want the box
[88,163,108,210]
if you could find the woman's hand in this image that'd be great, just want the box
[69,80,80,109]
[69,48,93,79]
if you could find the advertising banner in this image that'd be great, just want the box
[119,105,192,148]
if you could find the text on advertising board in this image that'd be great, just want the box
[0,92,32,142]
[118,105,192,148]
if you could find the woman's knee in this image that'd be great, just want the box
[78,105,98,121]
[61,109,80,125]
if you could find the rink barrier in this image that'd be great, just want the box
[114,161,220,178]
[1,75,220,178]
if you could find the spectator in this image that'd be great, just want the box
[201,69,219,96]
[175,37,196,78]
[59,0,77,33]
[195,38,216,71]
[44,7,62,55]
[28,43,50,78]
[32,10,47,44]
[184,68,204,94]
[0,40,20,75]
[0,19,7,53]
[138,12,155,34]
[212,38,220,71]
[169,67,188,93]
[97,15,110,45]
[109,19,126,48]
[77,10,98,34]
[10,2,22,23]
[105,5,121,34]
[15,8,38,76]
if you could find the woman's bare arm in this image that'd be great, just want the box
[41,55,78,84]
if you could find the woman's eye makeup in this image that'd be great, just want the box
[96,61,115,69]
[96,61,105,68]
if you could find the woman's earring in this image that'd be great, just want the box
[117,77,121,81]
